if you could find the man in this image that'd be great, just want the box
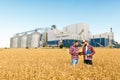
[69,41,81,66]
[82,40,95,65]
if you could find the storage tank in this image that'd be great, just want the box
[20,33,28,48]
[10,34,20,48]
[10,37,13,48]
[30,31,41,48]
[27,34,32,48]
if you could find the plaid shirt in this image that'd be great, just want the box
[69,45,79,60]
[82,45,95,60]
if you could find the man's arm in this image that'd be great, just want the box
[80,47,85,55]
[79,52,84,55]
[90,46,95,56]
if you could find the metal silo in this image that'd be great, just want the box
[21,33,28,48]
[10,34,20,48]
[10,37,13,48]
[27,34,32,48]
[30,31,41,48]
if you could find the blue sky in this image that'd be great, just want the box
[0,0,120,47]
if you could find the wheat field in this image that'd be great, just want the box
[0,48,120,80]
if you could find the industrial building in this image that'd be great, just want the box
[90,32,114,47]
[10,23,117,48]
[47,23,91,47]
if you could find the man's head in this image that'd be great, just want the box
[82,40,89,46]
[74,41,79,47]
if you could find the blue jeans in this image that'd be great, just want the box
[71,59,79,66]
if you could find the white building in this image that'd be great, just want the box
[47,23,92,47]
[63,23,92,41]
[47,28,61,41]
[91,32,114,46]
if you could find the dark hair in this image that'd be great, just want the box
[82,42,85,44]
[74,40,78,43]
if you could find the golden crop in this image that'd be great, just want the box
[0,48,120,80]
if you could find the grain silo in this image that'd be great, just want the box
[20,33,28,48]
[10,37,13,48]
[26,34,32,48]
[30,31,41,48]
[10,34,20,48]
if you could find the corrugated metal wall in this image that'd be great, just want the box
[20,33,28,48]
[30,31,41,48]
[91,32,114,47]
[10,35,21,48]
[90,38,109,47]
[63,23,91,41]
[47,29,60,41]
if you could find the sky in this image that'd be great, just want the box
[0,0,120,47]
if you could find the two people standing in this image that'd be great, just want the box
[69,40,95,66]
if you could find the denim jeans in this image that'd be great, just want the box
[71,59,79,66]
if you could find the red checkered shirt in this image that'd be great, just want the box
[69,45,79,60]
